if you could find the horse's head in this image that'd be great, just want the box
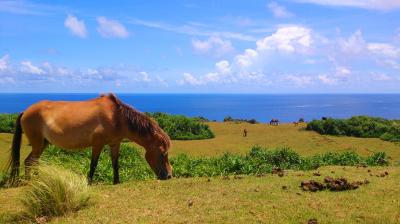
[145,143,172,180]
[110,94,173,180]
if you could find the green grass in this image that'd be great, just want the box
[0,122,399,223]
[34,144,389,184]
[1,166,399,223]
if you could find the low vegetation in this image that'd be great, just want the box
[223,116,258,124]
[147,112,215,140]
[0,113,19,133]
[20,165,90,221]
[306,116,400,142]
[38,144,389,184]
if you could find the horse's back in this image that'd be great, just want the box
[21,96,118,149]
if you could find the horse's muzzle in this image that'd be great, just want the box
[157,170,172,180]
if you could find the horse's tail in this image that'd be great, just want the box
[7,112,24,185]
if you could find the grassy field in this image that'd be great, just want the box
[2,122,400,164]
[1,122,400,223]
[1,166,399,223]
[172,122,400,161]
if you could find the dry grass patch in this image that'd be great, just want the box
[19,165,90,222]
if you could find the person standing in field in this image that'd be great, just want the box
[243,128,247,137]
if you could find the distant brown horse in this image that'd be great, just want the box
[7,93,172,185]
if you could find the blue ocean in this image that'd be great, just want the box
[0,94,399,122]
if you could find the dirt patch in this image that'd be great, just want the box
[301,176,370,192]
[301,180,325,192]
[272,167,284,177]
[308,218,318,224]
[376,171,389,177]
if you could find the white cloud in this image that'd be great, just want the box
[156,75,168,86]
[64,14,87,38]
[97,17,129,38]
[0,0,62,16]
[286,75,313,87]
[215,60,231,74]
[140,71,151,82]
[267,2,294,18]
[367,43,400,58]
[335,66,351,77]
[235,49,259,68]
[0,54,10,71]
[192,36,234,57]
[318,74,337,85]
[293,0,400,11]
[179,60,237,86]
[371,73,392,81]
[337,30,400,70]
[338,30,366,55]
[256,26,312,54]
[20,61,45,74]
[128,18,257,41]
[179,73,203,85]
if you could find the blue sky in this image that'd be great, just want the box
[0,0,399,93]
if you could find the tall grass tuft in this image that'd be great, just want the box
[20,164,90,220]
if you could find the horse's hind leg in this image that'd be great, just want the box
[110,143,121,184]
[24,135,46,179]
[88,144,104,185]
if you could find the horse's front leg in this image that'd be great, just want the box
[88,144,104,185]
[110,143,121,184]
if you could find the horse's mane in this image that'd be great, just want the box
[104,93,170,150]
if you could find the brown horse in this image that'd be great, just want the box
[7,93,172,185]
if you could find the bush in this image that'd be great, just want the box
[147,112,215,140]
[0,113,19,133]
[306,116,400,142]
[223,116,259,124]
[20,165,90,220]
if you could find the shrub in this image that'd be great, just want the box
[306,116,400,142]
[147,112,215,140]
[223,116,233,122]
[223,116,258,124]
[20,165,90,220]
[0,113,19,133]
